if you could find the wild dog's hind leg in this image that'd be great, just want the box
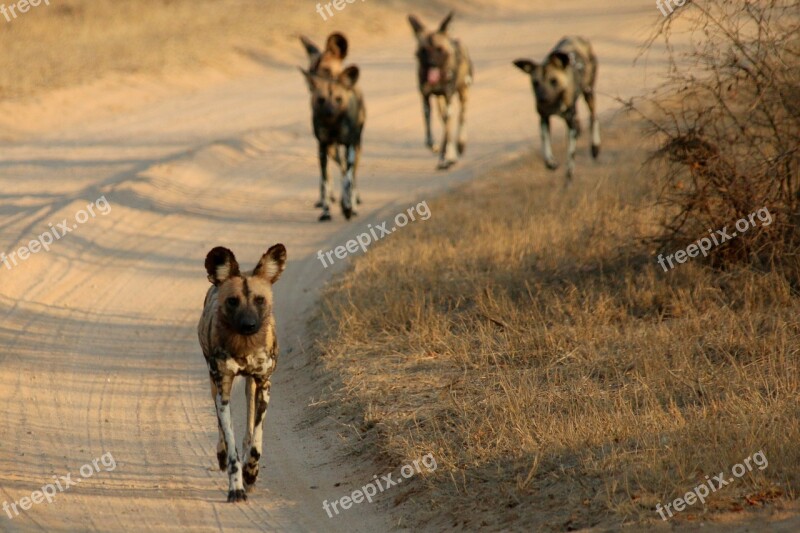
[456,85,468,155]
[241,377,256,474]
[210,378,227,471]
[585,89,600,158]
[243,378,271,491]
[213,373,246,502]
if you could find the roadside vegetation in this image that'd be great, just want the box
[315,2,800,529]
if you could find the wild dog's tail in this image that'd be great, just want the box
[325,32,348,60]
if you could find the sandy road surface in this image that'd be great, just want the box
[0,3,666,531]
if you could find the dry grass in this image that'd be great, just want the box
[315,117,799,530]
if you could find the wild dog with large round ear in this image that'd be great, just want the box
[198,244,287,502]
[299,65,366,221]
[407,11,473,170]
[514,36,600,180]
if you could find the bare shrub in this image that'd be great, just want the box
[630,0,800,271]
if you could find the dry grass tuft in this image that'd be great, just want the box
[630,0,800,272]
[316,118,799,530]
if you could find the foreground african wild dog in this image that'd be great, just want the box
[408,11,473,170]
[513,37,600,180]
[300,63,365,221]
[198,244,287,502]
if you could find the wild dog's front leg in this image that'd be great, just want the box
[422,93,437,152]
[539,115,558,170]
[214,372,246,502]
[436,95,457,170]
[340,144,357,220]
[243,378,271,491]
[565,111,579,181]
[317,142,332,221]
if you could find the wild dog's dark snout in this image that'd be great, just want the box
[236,311,260,335]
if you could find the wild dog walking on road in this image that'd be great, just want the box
[408,11,473,170]
[514,37,600,180]
[198,244,287,502]
[301,64,366,221]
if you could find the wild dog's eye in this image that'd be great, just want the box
[335,96,343,104]
[225,297,239,308]
[316,97,325,106]
[549,78,558,88]
[254,296,266,306]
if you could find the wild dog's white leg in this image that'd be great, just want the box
[456,86,468,155]
[244,379,271,491]
[422,94,437,152]
[540,116,558,170]
[210,378,227,471]
[436,95,457,169]
[340,144,356,219]
[584,90,601,158]
[318,142,332,221]
[215,375,246,502]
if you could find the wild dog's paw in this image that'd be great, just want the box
[437,159,456,171]
[341,202,354,220]
[243,463,259,491]
[426,141,439,153]
[592,145,600,159]
[457,141,466,155]
[545,158,559,171]
[227,489,248,503]
[319,211,332,222]
[356,193,362,205]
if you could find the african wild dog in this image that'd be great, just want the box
[514,37,600,180]
[300,65,365,221]
[300,32,348,80]
[408,11,473,170]
[198,244,287,502]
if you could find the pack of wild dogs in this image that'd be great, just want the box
[198,11,601,502]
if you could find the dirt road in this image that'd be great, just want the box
[0,3,665,531]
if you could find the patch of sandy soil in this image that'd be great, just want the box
[0,1,794,531]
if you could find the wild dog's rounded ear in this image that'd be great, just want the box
[439,11,455,33]
[326,32,348,60]
[549,52,570,69]
[205,247,240,286]
[254,244,287,284]
[513,59,537,74]
[339,66,360,88]
[408,14,425,36]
